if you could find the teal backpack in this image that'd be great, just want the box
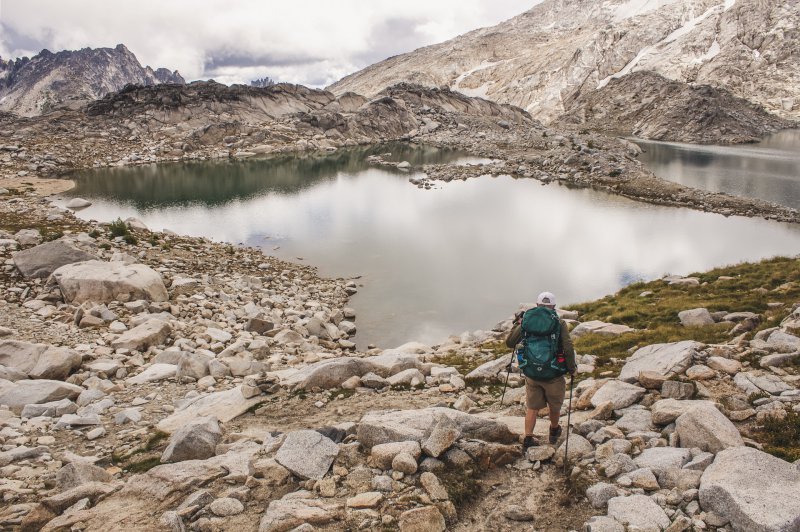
[516,306,567,380]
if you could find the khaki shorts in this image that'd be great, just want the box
[525,375,566,412]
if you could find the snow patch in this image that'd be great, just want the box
[451,60,507,98]
[597,47,653,89]
[598,2,725,88]
[694,38,721,64]
[724,0,736,11]
[662,4,722,44]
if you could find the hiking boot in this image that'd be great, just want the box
[548,425,562,444]
[522,435,538,450]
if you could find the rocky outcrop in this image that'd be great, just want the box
[560,72,794,144]
[0,44,183,116]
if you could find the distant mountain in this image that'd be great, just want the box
[329,0,799,124]
[0,44,184,116]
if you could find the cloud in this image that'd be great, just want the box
[0,0,534,86]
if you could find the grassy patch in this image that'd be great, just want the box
[564,257,800,374]
[145,430,169,451]
[124,456,162,474]
[38,227,64,242]
[758,410,800,462]
[331,387,356,399]
[439,468,481,506]
[434,350,484,375]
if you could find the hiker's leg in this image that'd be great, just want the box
[525,407,538,436]
[548,406,560,428]
[544,375,567,428]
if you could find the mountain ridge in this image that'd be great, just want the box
[329,0,799,125]
[0,44,184,116]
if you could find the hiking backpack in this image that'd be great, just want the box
[515,306,567,380]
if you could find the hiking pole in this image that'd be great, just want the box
[563,373,574,475]
[498,349,516,405]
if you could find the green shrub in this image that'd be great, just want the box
[108,218,129,238]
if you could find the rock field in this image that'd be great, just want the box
[0,188,798,531]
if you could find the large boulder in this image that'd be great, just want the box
[734,371,792,396]
[111,319,171,351]
[0,340,81,380]
[607,495,670,530]
[398,506,446,532]
[275,430,339,480]
[675,403,744,453]
[590,380,646,410]
[157,386,264,433]
[280,353,426,391]
[765,330,800,352]
[634,447,692,476]
[52,260,168,304]
[13,240,97,278]
[259,495,344,532]
[281,358,373,390]
[161,417,222,463]
[56,462,112,491]
[651,398,709,425]
[678,308,715,327]
[0,378,83,414]
[464,355,512,382]
[618,341,699,383]
[357,407,516,449]
[571,321,635,337]
[700,447,800,532]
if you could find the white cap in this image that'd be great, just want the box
[536,291,556,307]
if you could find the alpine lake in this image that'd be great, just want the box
[58,135,800,349]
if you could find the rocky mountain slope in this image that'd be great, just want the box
[329,0,799,126]
[0,44,184,117]
[0,194,798,531]
[559,71,794,143]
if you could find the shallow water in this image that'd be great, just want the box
[61,144,800,349]
[635,129,800,209]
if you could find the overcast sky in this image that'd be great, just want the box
[0,0,533,87]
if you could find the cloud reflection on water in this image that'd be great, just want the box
[62,149,800,348]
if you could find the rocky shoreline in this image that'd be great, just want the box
[0,188,799,531]
[0,82,798,225]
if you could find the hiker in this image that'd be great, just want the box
[506,291,576,449]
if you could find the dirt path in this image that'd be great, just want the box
[453,464,600,531]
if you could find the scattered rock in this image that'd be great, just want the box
[675,403,744,453]
[275,430,339,480]
[607,494,670,530]
[161,417,222,463]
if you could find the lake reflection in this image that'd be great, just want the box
[62,145,800,349]
[636,129,800,209]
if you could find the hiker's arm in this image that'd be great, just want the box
[560,320,577,373]
[506,324,522,349]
